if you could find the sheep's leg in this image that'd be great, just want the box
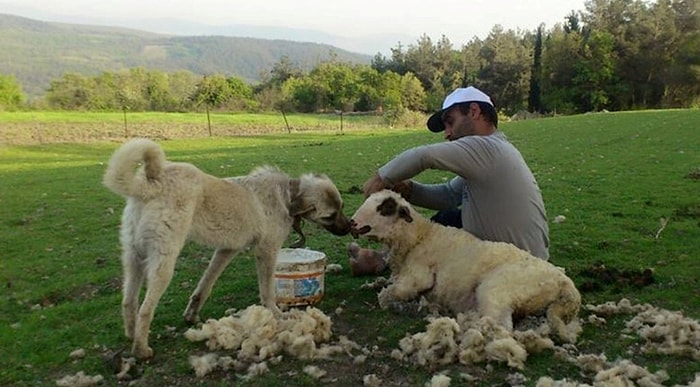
[546,288,581,343]
[121,246,144,340]
[184,248,236,323]
[253,244,283,316]
[391,265,434,299]
[132,250,178,359]
[475,287,514,331]
[378,265,434,309]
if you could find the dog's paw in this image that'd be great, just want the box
[183,308,200,324]
[133,344,153,360]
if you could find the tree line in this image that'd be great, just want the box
[1,0,698,116]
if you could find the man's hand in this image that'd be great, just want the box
[362,173,387,197]
[391,180,413,200]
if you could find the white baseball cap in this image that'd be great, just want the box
[427,86,494,132]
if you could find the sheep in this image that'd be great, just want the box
[350,190,582,343]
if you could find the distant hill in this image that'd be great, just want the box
[0,14,373,98]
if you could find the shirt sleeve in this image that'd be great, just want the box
[378,139,492,183]
[377,138,494,209]
[410,176,464,210]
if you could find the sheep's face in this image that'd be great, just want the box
[350,190,414,242]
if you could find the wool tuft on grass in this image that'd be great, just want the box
[55,371,104,387]
[586,298,700,361]
[425,373,451,387]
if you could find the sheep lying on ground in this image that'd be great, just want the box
[350,190,582,343]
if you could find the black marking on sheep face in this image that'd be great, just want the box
[376,197,413,223]
[349,221,371,239]
[377,197,398,216]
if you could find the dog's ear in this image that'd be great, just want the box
[398,205,413,223]
[377,197,398,216]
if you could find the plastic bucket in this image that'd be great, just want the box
[275,248,327,306]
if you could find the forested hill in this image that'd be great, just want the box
[0,13,372,98]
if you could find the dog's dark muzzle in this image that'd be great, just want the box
[323,215,352,236]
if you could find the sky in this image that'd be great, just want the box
[2,0,588,51]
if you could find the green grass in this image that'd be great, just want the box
[1,110,699,385]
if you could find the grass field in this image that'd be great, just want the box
[1,110,699,385]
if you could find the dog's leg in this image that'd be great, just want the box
[184,248,236,323]
[132,251,178,359]
[121,247,144,340]
[254,245,282,316]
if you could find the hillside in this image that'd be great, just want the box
[0,14,372,98]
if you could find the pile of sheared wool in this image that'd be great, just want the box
[536,358,670,387]
[625,306,700,360]
[390,312,554,370]
[185,305,359,378]
[586,298,700,361]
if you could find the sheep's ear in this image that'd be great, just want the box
[398,205,413,223]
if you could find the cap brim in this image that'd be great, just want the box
[427,110,445,132]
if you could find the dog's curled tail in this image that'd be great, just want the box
[103,138,166,199]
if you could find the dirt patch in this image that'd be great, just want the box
[577,261,655,292]
[684,169,700,179]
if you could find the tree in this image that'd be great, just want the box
[166,71,199,112]
[528,25,544,113]
[307,61,360,112]
[355,66,384,111]
[225,76,255,110]
[191,75,234,110]
[403,35,439,92]
[46,73,93,110]
[399,72,427,112]
[262,56,303,88]
[573,30,617,111]
[478,25,533,114]
[0,74,25,110]
[540,26,584,114]
[282,76,321,113]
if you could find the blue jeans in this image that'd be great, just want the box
[430,209,462,229]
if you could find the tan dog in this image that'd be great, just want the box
[350,190,581,343]
[103,138,350,359]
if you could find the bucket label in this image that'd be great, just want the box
[275,271,324,305]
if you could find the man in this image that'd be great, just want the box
[360,86,550,260]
